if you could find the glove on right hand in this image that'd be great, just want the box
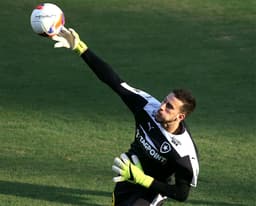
[52,27,88,55]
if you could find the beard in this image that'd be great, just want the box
[155,110,177,124]
[154,110,163,123]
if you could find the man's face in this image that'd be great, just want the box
[155,93,185,124]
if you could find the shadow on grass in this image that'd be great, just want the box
[188,199,245,206]
[0,180,111,206]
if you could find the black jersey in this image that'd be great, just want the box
[81,49,199,201]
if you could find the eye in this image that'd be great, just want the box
[166,102,174,110]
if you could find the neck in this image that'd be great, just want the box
[162,121,182,134]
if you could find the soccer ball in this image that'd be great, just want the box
[30,3,65,37]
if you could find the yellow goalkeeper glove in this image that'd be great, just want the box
[51,27,88,55]
[112,153,154,188]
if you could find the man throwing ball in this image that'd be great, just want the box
[51,27,199,206]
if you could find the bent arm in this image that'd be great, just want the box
[150,178,190,202]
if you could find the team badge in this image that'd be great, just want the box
[160,141,171,153]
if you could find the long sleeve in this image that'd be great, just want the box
[150,178,190,202]
[80,49,149,113]
[81,49,124,92]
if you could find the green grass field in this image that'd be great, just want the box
[0,0,255,205]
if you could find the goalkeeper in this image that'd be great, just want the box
[51,27,199,206]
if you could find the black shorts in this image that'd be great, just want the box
[112,182,158,206]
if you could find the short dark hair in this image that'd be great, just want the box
[172,89,196,116]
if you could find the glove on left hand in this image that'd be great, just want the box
[112,153,154,188]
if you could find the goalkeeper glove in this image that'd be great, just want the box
[112,153,154,188]
[51,27,88,55]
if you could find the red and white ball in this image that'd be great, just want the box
[30,3,65,37]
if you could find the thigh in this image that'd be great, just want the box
[133,198,150,206]
[112,182,156,206]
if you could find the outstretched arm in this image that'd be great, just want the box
[51,27,148,113]
[52,27,124,91]
[81,49,125,93]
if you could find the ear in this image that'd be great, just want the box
[178,113,185,121]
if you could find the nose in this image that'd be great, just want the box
[159,102,165,111]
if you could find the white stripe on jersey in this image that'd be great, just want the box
[121,82,199,187]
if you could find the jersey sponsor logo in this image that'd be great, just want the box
[160,141,171,153]
[170,136,181,146]
[136,129,167,163]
